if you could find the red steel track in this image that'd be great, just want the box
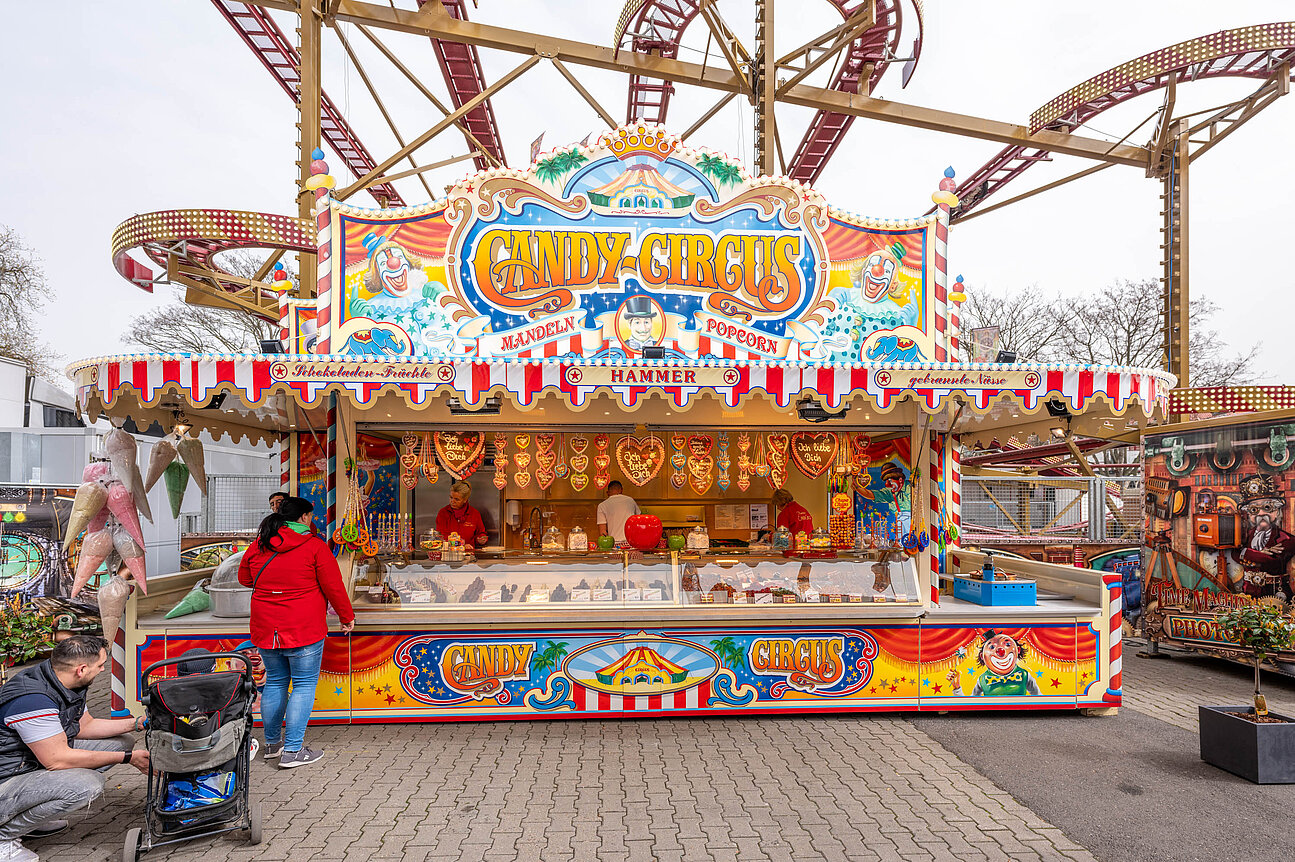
[615,0,923,185]
[949,23,1295,222]
[418,0,507,171]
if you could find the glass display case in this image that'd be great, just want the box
[351,549,920,610]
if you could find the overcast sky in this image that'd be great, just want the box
[5,1,1292,382]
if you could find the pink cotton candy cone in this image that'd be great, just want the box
[83,461,110,483]
[106,428,152,524]
[105,482,146,549]
[72,529,114,598]
[64,481,109,551]
[111,524,147,595]
[98,576,131,644]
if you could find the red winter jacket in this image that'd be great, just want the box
[237,527,355,649]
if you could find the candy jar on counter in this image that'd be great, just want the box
[687,524,710,553]
[810,528,831,551]
[420,528,442,552]
[542,525,565,554]
[567,524,588,553]
[773,525,792,551]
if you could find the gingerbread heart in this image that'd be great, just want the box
[594,433,609,451]
[535,433,555,452]
[570,473,589,492]
[615,435,665,486]
[493,432,508,448]
[555,461,569,479]
[737,475,751,491]
[570,454,589,473]
[671,453,686,470]
[569,435,589,455]
[433,431,484,480]
[493,473,508,490]
[766,432,789,458]
[594,472,610,490]
[717,474,731,491]
[790,431,838,479]
[537,469,555,490]
[514,452,532,471]
[688,435,713,457]
[594,454,611,471]
[670,472,687,490]
[536,449,558,471]
[514,471,532,488]
[671,434,686,452]
[513,434,531,451]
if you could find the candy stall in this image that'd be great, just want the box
[72,126,1169,720]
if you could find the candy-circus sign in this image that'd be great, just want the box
[323,124,940,365]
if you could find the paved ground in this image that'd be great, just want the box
[17,642,1295,862]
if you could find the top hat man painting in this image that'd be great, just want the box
[620,295,662,354]
[1231,474,1295,599]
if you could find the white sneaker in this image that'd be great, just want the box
[0,838,39,862]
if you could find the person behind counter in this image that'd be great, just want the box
[238,496,355,770]
[436,480,489,549]
[597,480,641,544]
[771,488,814,534]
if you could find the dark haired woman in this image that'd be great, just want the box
[238,496,354,768]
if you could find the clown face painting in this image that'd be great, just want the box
[361,233,428,301]
[947,630,1041,697]
[857,252,896,302]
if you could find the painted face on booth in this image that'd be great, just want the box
[982,634,1020,676]
[628,315,655,344]
[449,489,469,509]
[861,252,896,302]
[1243,499,1283,532]
[378,247,414,297]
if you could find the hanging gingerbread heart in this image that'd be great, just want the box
[513,452,532,472]
[493,472,508,490]
[537,469,555,490]
[766,432,790,488]
[554,435,569,478]
[737,474,751,491]
[433,431,484,480]
[570,472,589,492]
[671,452,686,470]
[670,434,686,452]
[570,453,589,474]
[400,433,420,489]
[569,435,589,455]
[513,433,531,451]
[536,433,555,452]
[670,472,687,490]
[850,433,872,473]
[615,435,665,486]
[594,433,609,452]
[594,453,611,472]
[514,470,532,488]
[789,431,838,479]
[594,472,610,490]
[686,435,715,494]
[421,431,439,483]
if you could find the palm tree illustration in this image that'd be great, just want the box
[709,637,745,671]
[534,148,589,183]
[531,640,570,675]
[696,154,743,188]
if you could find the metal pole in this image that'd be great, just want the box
[297,0,322,298]
[754,0,776,176]
[1161,122,1189,388]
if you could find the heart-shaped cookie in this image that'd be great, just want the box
[671,434,686,452]
[492,473,508,490]
[766,432,789,458]
[513,434,531,451]
[433,431,484,480]
[537,469,555,490]
[569,435,589,455]
[594,472,610,489]
[570,473,589,492]
[535,433,555,452]
[555,461,569,479]
[615,435,665,486]
[687,452,715,495]
[737,475,751,491]
[594,453,611,471]
[536,449,558,471]
[688,435,713,457]
[594,433,609,451]
[513,452,532,471]
[670,472,687,490]
[671,453,686,470]
[514,471,532,488]
[570,453,589,473]
[790,431,838,479]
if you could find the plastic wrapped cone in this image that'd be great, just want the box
[143,438,177,493]
[87,508,108,536]
[111,524,147,594]
[72,529,114,598]
[98,575,131,645]
[176,437,207,494]
[105,428,152,523]
[164,580,211,619]
[64,481,108,551]
[164,461,190,518]
[105,482,146,549]
[83,461,110,483]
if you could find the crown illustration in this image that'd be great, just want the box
[604,124,678,161]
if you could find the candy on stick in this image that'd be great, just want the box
[64,481,108,551]
[163,461,190,519]
[143,438,178,493]
[106,482,146,549]
[111,524,147,594]
[105,428,152,523]
[98,575,131,645]
[176,436,207,494]
[71,529,114,598]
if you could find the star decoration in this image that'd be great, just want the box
[932,683,942,693]
[383,685,393,693]
[922,678,930,687]
[334,687,343,695]
[1050,678,1061,688]
[385,694,397,704]
[399,696,406,703]
[888,684,897,693]
[869,687,876,694]
[878,679,888,687]
[356,687,365,694]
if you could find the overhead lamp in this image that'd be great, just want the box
[259,339,285,354]
[448,396,502,416]
[172,412,192,437]
[1045,398,1072,419]
[995,349,1018,364]
[641,346,666,359]
[796,398,848,423]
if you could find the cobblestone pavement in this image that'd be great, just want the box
[28,675,1097,862]
[1119,639,1295,731]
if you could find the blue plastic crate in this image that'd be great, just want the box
[952,576,1037,607]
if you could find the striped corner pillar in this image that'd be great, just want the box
[325,394,338,544]
[949,439,962,543]
[312,150,334,354]
[929,168,959,362]
[279,432,291,491]
[1102,574,1123,703]
[109,589,132,716]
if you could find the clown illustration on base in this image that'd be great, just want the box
[1230,474,1295,599]
[947,630,1041,697]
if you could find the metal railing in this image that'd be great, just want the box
[188,474,281,534]
[959,475,1143,544]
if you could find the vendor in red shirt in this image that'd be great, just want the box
[436,480,489,548]
[771,488,814,534]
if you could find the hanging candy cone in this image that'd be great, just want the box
[106,482,146,549]
[106,428,152,523]
[64,481,109,551]
[163,461,190,519]
[98,576,131,645]
[71,529,114,598]
[111,524,148,594]
[177,436,207,493]
[143,438,178,492]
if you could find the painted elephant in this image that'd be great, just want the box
[341,328,408,356]
[864,335,925,363]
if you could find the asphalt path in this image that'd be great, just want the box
[910,706,1295,862]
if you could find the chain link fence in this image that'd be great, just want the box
[183,474,281,534]
[960,475,1143,544]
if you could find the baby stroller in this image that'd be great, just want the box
[123,653,262,861]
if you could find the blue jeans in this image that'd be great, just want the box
[259,638,325,751]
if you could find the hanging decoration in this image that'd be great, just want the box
[687,435,715,495]
[615,435,665,487]
[716,433,731,492]
[569,435,589,490]
[593,433,611,490]
[420,431,439,484]
[789,431,838,479]
[400,433,421,490]
[736,433,751,492]
[850,433,872,475]
[535,434,557,490]
[670,434,686,490]
[766,433,790,489]
[554,435,569,479]
[492,433,508,490]
[433,431,486,480]
[333,460,378,556]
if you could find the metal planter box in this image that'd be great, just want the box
[1199,705,1295,784]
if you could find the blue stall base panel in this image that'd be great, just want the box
[952,576,1038,607]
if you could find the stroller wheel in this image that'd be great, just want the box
[123,827,141,862]
[248,801,263,845]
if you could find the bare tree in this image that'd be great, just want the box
[124,252,291,354]
[957,285,1069,362]
[0,226,60,378]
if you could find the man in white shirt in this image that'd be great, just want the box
[596,481,641,544]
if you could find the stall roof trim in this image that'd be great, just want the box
[69,353,1173,437]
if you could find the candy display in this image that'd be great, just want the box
[176,435,208,493]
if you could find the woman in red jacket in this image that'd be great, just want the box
[238,496,354,768]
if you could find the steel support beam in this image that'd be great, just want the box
[297,0,322,298]
[1161,123,1189,388]
[754,0,776,175]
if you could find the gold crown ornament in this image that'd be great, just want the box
[604,125,678,162]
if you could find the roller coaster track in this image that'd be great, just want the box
[417,0,507,171]
[949,23,1295,222]
[213,1,405,206]
[614,0,923,184]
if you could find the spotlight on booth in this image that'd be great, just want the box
[796,398,848,423]
[449,396,502,416]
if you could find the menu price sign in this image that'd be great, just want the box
[714,504,749,531]
[749,504,769,530]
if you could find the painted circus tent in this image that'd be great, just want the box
[72,123,1169,722]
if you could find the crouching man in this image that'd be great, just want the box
[0,636,149,862]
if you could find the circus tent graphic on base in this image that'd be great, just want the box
[595,646,689,686]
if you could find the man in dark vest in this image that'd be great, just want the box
[0,636,149,861]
